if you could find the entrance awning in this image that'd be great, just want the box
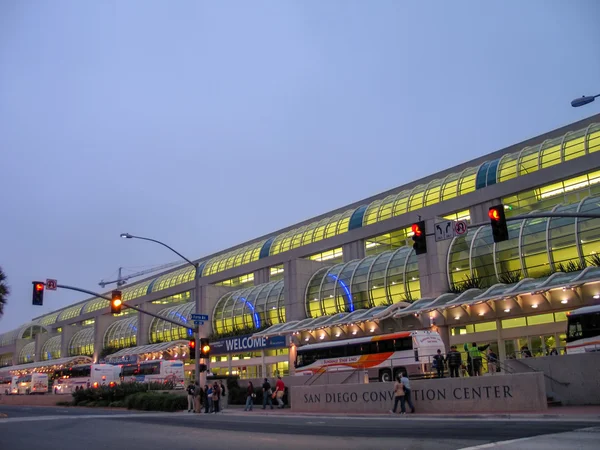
[103,340,189,364]
[0,356,93,374]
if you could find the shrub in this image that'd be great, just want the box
[72,382,148,405]
[125,392,186,412]
[109,401,125,408]
[56,401,73,407]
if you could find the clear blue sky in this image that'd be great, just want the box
[1,0,599,332]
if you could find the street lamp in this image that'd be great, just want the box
[120,232,204,387]
[571,94,599,108]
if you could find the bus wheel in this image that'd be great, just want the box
[379,370,392,382]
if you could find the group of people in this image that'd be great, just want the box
[186,380,227,414]
[432,343,499,378]
[389,372,416,415]
[244,376,286,411]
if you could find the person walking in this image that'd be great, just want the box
[446,345,462,378]
[186,381,195,412]
[262,378,274,410]
[274,376,285,409]
[212,382,221,414]
[219,381,227,411]
[433,349,445,378]
[244,381,255,411]
[389,375,406,414]
[487,348,498,374]
[465,342,489,376]
[400,372,415,413]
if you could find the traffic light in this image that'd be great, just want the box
[188,339,197,359]
[488,204,509,243]
[110,290,122,314]
[411,221,427,255]
[32,282,44,306]
[200,338,210,358]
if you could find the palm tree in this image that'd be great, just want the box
[0,266,9,317]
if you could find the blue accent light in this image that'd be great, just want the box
[128,323,138,332]
[349,205,368,230]
[327,274,354,312]
[187,328,193,337]
[239,297,261,328]
[260,237,275,259]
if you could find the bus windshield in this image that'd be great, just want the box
[567,312,600,342]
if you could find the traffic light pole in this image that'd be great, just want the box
[465,211,600,230]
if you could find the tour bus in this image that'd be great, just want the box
[120,360,185,389]
[0,375,19,395]
[566,305,600,354]
[52,364,121,394]
[16,373,49,394]
[294,330,445,382]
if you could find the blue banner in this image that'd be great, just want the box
[211,335,286,355]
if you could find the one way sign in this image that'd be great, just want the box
[434,220,455,242]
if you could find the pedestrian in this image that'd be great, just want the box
[262,378,274,410]
[186,381,195,412]
[465,342,489,376]
[521,345,532,358]
[487,349,498,374]
[433,349,445,378]
[212,382,221,414]
[219,381,227,410]
[400,372,415,413]
[446,345,462,378]
[389,375,406,415]
[549,348,559,356]
[193,382,202,413]
[205,384,213,413]
[244,381,255,411]
[274,376,285,409]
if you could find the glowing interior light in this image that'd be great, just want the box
[319,335,325,340]
[478,312,485,316]
[531,304,538,309]
[369,328,375,332]
[561,299,569,304]
[454,316,460,320]
[335,332,341,337]
[504,308,510,313]
[352,330,357,335]
[304,337,309,342]
[594,295,600,300]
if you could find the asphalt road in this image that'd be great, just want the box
[1,406,599,450]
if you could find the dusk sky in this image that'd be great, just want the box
[1,0,599,333]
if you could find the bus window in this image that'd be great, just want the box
[567,317,583,340]
[329,346,346,358]
[362,342,378,354]
[347,344,361,356]
[394,338,412,351]
[378,339,394,353]
[121,364,138,377]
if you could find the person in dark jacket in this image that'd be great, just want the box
[446,345,462,378]
[262,378,274,410]
[433,349,446,378]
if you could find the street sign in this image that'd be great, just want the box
[191,314,209,321]
[193,320,205,325]
[45,279,57,291]
[454,220,468,236]
[434,220,455,242]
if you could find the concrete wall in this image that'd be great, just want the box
[239,371,368,390]
[291,373,547,413]
[504,353,600,406]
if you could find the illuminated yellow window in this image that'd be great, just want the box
[308,248,343,263]
[526,314,555,326]
[443,210,471,222]
[501,318,527,329]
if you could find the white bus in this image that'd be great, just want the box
[120,360,185,389]
[52,364,121,394]
[16,373,49,394]
[0,375,19,395]
[566,305,600,354]
[295,330,445,382]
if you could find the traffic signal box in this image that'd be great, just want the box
[488,205,509,243]
[411,221,427,255]
[32,282,44,306]
[110,290,122,314]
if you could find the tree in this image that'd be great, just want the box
[0,266,9,317]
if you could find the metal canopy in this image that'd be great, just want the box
[103,340,189,360]
[0,356,93,373]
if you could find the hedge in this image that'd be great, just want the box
[125,392,187,412]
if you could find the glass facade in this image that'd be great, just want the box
[305,247,419,318]
[0,353,12,367]
[18,341,36,364]
[365,228,412,256]
[212,280,285,333]
[57,304,84,322]
[41,335,62,361]
[308,248,344,263]
[149,302,195,343]
[216,273,254,287]
[38,312,59,327]
[150,266,196,293]
[83,297,108,315]
[0,324,47,348]
[151,291,191,305]
[270,210,354,256]
[203,241,264,276]
[448,195,600,286]
[123,278,155,302]
[269,265,285,281]
[69,327,95,356]
[103,316,138,349]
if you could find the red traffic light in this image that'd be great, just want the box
[189,339,196,349]
[488,208,501,221]
[35,283,44,292]
[411,223,423,237]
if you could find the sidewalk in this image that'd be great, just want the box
[459,426,600,449]
[217,404,600,421]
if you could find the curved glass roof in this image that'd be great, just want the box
[149,302,194,344]
[69,327,95,356]
[0,324,48,348]
[57,304,84,322]
[150,265,196,293]
[0,353,12,368]
[269,209,355,256]
[38,312,60,327]
[0,356,93,373]
[104,340,189,364]
[104,316,138,350]
[18,341,36,364]
[203,241,265,277]
[212,280,285,334]
[41,335,62,361]
[82,297,108,315]
[123,277,155,302]
[305,246,419,318]
[448,195,600,287]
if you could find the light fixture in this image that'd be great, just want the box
[478,312,485,316]
[313,298,318,302]
[352,330,357,335]
[335,332,341,337]
[329,294,333,298]
[562,287,567,291]
[369,328,375,332]
[561,299,568,304]
[120,233,132,239]
[504,308,510,313]
[392,281,396,285]
[594,295,600,300]
[373,285,378,289]
[454,316,460,320]
[304,337,309,342]
[531,304,538,309]
[319,335,325,340]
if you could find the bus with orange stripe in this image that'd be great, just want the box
[294,330,445,382]
[566,305,600,354]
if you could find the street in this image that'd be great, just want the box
[1,406,599,450]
